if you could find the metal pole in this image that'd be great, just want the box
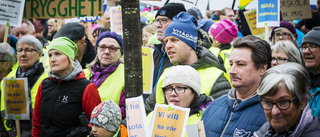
[121,0,143,98]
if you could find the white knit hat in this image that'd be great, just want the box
[162,65,201,96]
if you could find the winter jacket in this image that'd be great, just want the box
[145,46,231,114]
[253,105,320,137]
[309,73,320,117]
[202,88,267,137]
[32,61,101,137]
[152,43,173,89]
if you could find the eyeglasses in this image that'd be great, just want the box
[98,45,120,52]
[275,32,292,39]
[300,44,318,52]
[17,48,37,55]
[162,86,189,95]
[155,18,170,25]
[0,60,8,62]
[260,97,296,110]
[272,57,291,64]
[92,34,98,38]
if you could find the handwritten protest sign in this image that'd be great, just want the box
[110,6,123,35]
[244,9,271,36]
[150,104,190,137]
[23,0,104,19]
[280,0,312,20]
[0,0,25,27]
[3,78,29,120]
[257,0,280,28]
[142,47,154,94]
[78,0,108,22]
[126,96,149,137]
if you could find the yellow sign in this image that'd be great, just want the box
[150,104,190,137]
[244,9,270,36]
[4,78,29,120]
[240,0,254,8]
[142,47,154,94]
[24,0,104,19]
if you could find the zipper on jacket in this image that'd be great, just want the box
[220,99,238,137]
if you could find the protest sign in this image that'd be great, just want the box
[23,0,104,19]
[280,0,312,20]
[209,0,258,10]
[0,0,25,27]
[110,6,123,35]
[3,78,29,120]
[78,0,108,22]
[150,104,190,137]
[142,47,154,94]
[244,9,270,36]
[257,0,280,28]
[126,96,149,137]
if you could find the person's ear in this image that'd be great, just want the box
[4,62,11,72]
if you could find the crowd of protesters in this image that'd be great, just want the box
[0,1,320,137]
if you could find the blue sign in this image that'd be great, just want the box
[78,0,108,22]
[257,0,280,28]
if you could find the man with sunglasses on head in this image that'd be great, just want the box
[145,3,186,113]
[301,26,320,118]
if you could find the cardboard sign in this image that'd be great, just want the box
[0,0,26,27]
[3,78,29,120]
[257,0,280,28]
[78,0,108,22]
[280,0,312,20]
[23,0,104,19]
[142,47,154,94]
[150,104,190,137]
[126,96,149,137]
[110,6,123,35]
[244,9,269,36]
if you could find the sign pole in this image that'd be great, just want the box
[264,23,269,41]
[15,120,21,137]
[57,19,62,31]
[88,22,92,40]
[4,23,10,43]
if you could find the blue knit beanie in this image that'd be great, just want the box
[165,12,198,50]
[95,31,123,55]
[198,19,215,32]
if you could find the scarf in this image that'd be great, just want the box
[90,60,121,88]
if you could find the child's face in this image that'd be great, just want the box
[91,124,115,137]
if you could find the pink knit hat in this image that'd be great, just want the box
[209,19,238,44]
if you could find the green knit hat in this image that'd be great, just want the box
[48,37,78,60]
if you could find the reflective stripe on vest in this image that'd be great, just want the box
[156,66,225,104]
[85,64,124,105]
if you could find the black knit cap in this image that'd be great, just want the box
[156,3,186,20]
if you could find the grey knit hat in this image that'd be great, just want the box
[90,100,122,132]
[162,65,201,96]
[302,26,320,46]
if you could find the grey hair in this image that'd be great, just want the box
[272,41,302,65]
[0,43,16,70]
[257,63,311,107]
[17,35,43,54]
[271,27,299,48]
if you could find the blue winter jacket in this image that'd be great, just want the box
[309,73,320,117]
[201,88,267,137]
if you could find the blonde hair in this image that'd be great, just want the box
[142,24,157,46]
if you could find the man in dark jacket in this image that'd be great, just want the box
[145,12,231,114]
[151,2,186,91]
[202,35,271,137]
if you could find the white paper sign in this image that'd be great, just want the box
[0,0,25,27]
[126,96,149,137]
